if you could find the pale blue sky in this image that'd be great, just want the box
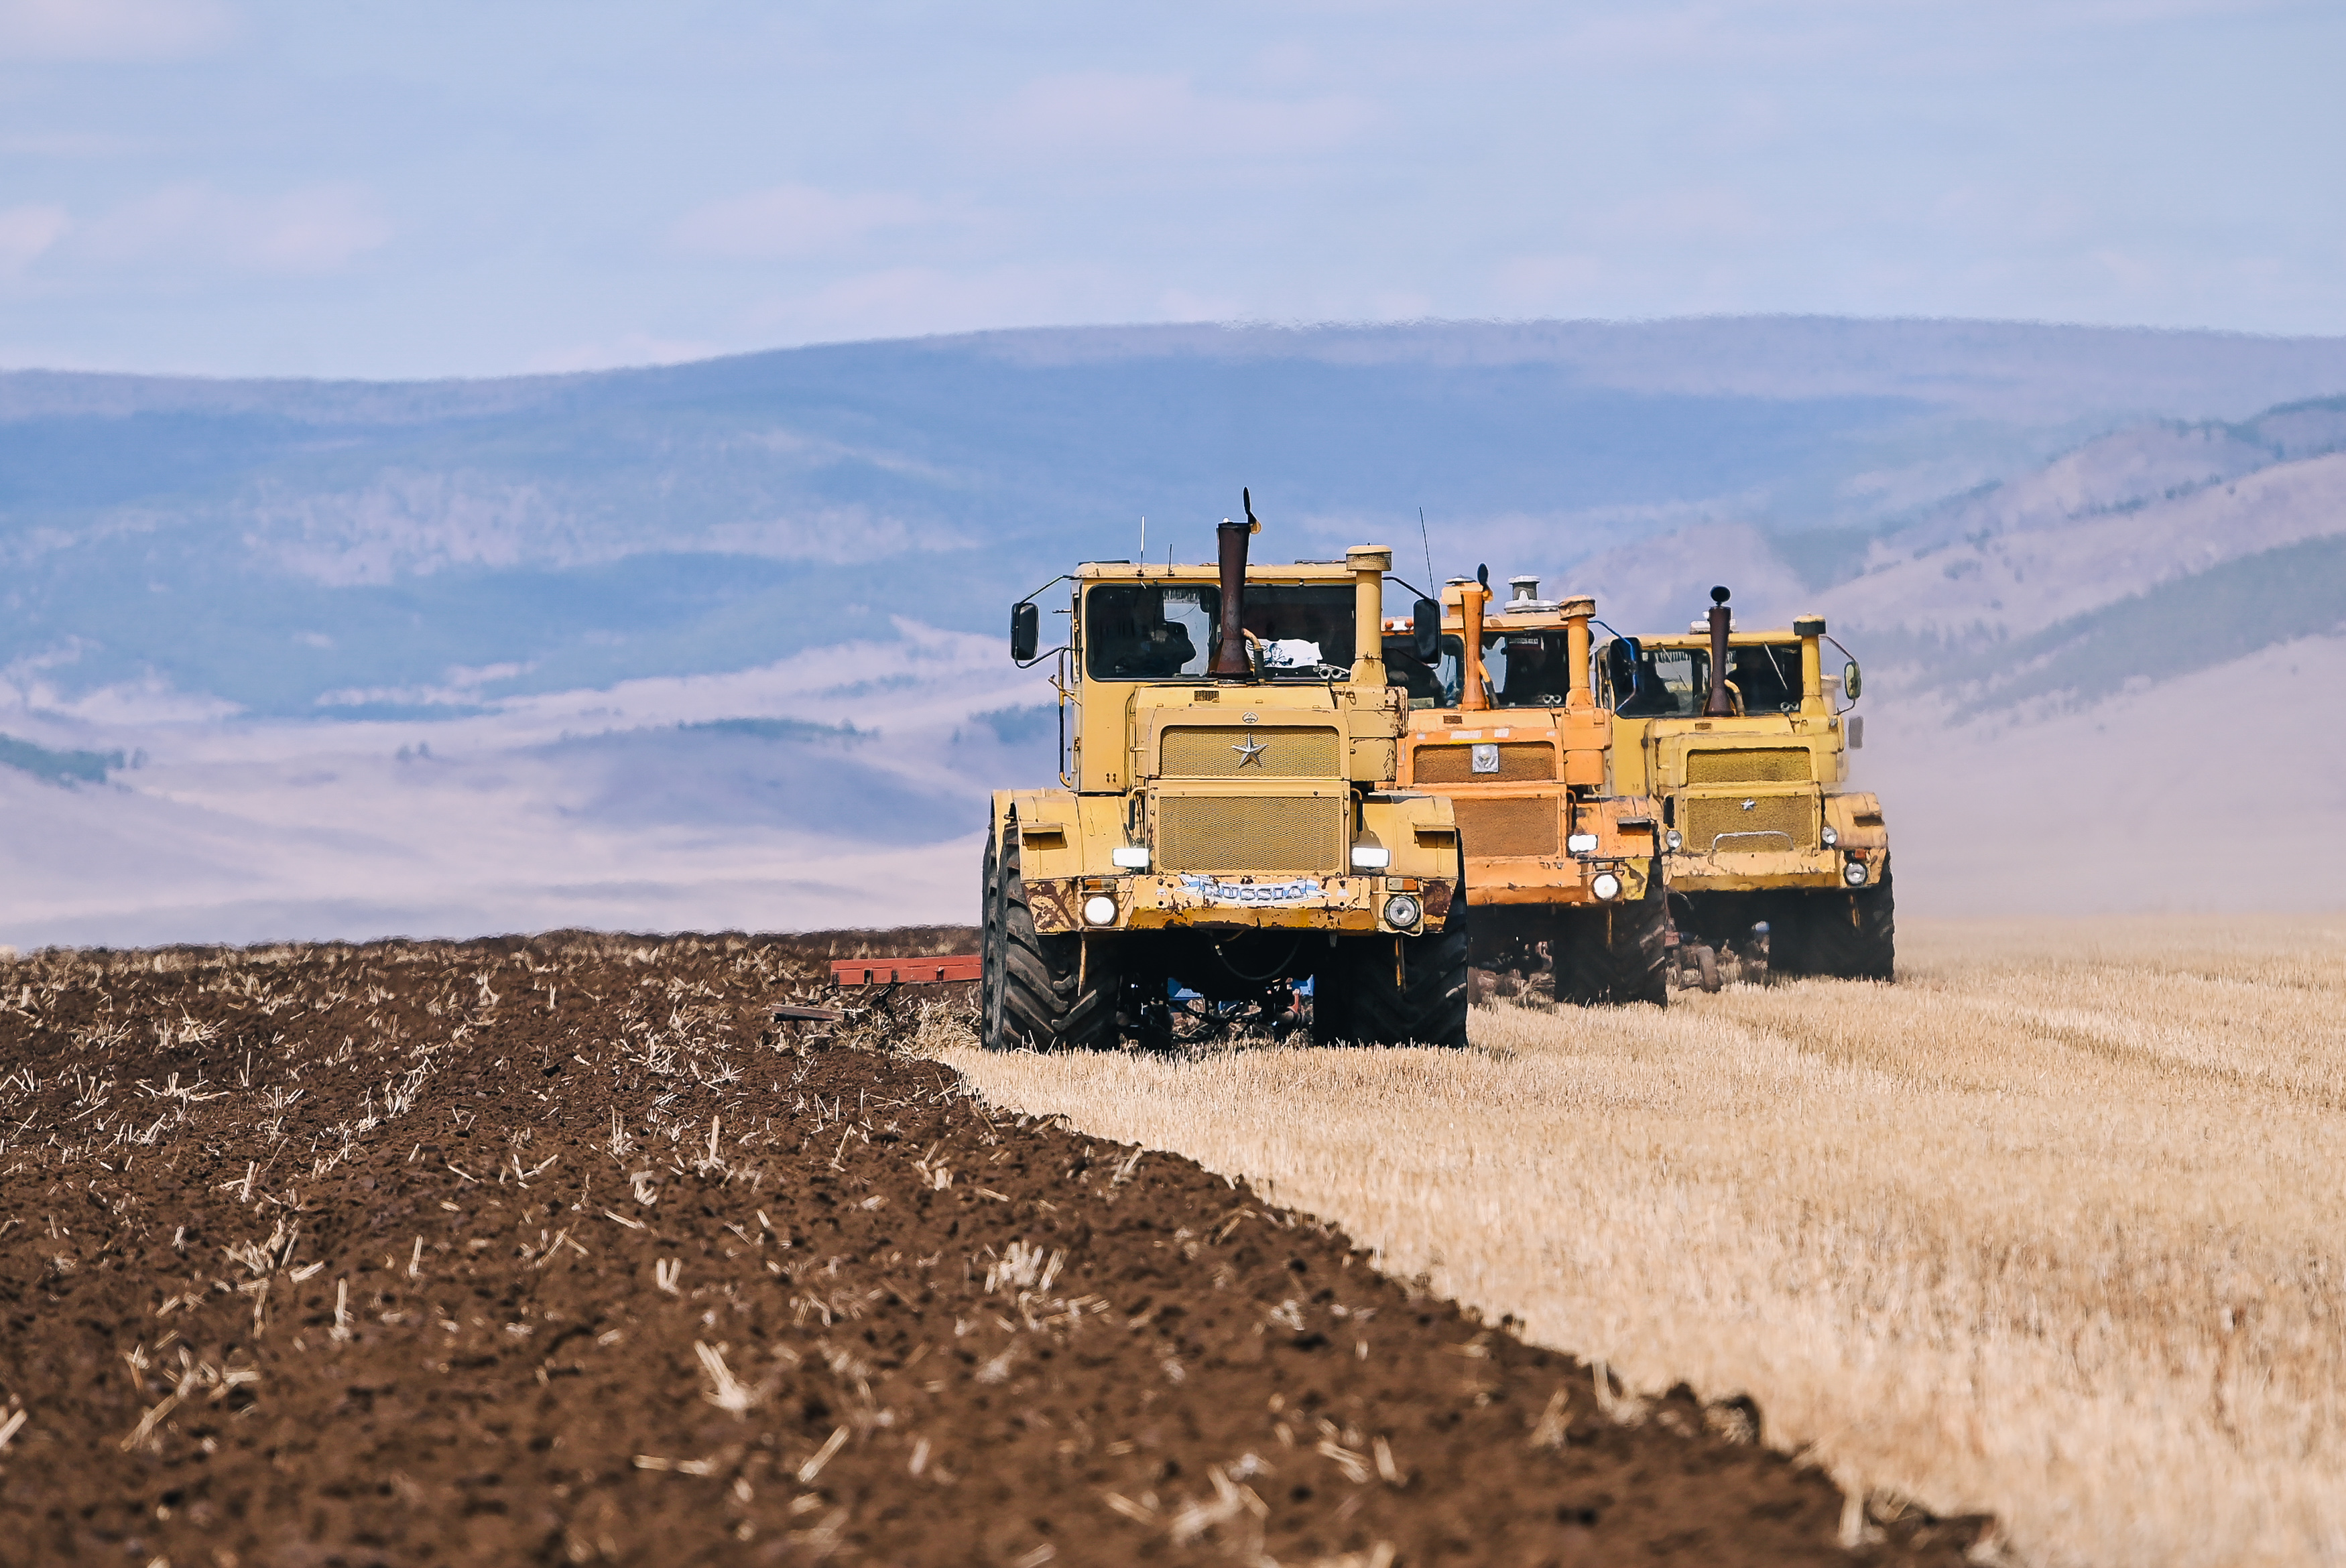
[2,0,2339,378]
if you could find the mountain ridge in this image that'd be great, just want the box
[1,315,2343,941]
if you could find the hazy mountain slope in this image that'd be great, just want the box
[5,316,2346,945]
[1940,533,2346,718]
[9,318,2346,724]
[1577,397,2346,678]
[1564,523,1813,637]
[0,624,1043,948]
[1855,629,2346,915]
[1825,450,2346,647]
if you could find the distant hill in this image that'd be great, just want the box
[9,316,2346,720]
[3,315,2345,943]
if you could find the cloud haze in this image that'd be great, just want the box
[0,1,2339,376]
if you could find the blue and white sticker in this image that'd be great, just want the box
[1176,874,1324,905]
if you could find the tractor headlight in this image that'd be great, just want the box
[1591,872,1623,901]
[1383,895,1422,929]
[1842,861,1868,887]
[1111,846,1150,869]
[1820,825,1839,847]
[1082,895,1118,925]
[1665,829,1682,851]
[1350,844,1391,870]
[1565,833,1598,854]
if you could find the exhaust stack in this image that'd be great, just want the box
[1347,545,1392,687]
[1559,594,1595,711]
[1454,574,1491,711]
[1209,491,1260,679]
[1794,613,1827,715]
[1703,585,1736,717]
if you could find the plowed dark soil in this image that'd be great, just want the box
[0,930,1987,1567]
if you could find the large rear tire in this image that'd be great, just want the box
[979,832,1005,1047]
[1556,867,1668,1006]
[984,822,1122,1050]
[1314,915,1470,1047]
[1792,870,1895,981]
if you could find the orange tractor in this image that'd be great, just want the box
[1383,573,1666,1005]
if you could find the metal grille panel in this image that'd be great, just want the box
[1158,795,1345,873]
[1160,726,1341,778]
[1454,796,1559,859]
[1414,741,1556,783]
[1683,792,1817,853]
[1686,748,1812,785]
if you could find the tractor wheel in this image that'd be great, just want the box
[985,823,1122,1050]
[1314,920,1471,1047]
[1799,870,1896,981]
[1556,868,1669,1006]
[979,831,1005,1047]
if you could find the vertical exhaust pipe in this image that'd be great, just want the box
[1209,488,1259,679]
[1457,572,1491,711]
[1703,585,1736,717]
[1346,545,1392,687]
[1794,613,1827,715]
[1559,594,1595,711]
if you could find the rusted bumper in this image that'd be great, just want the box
[1465,854,1653,906]
[1028,873,1456,935]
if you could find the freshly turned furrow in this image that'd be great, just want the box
[0,931,1986,1566]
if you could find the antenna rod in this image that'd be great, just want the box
[1419,507,1435,588]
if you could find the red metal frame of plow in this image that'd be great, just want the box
[830,954,981,987]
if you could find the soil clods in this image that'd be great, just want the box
[0,931,1988,1565]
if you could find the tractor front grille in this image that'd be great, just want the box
[1413,741,1556,784]
[1157,795,1345,874]
[1453,796,1558,859]
[1160,726,1341,778]
[1682,792,1817,854]
[1686,748,1812,785]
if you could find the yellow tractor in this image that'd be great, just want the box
[1601,587,1892,981]
[984,495,1469,1049]
[1381,573,1666,1005]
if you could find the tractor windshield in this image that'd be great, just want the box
[1602,639,1804,717]
[1487,631,1573,708]
[1085,582,1356,681]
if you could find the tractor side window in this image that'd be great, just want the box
[1383,633,1463,708]
[1084,584,1216,681]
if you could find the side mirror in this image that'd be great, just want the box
[1411,598,1441,662]
[1010,602,1040,663]
[1842,659,1863,701]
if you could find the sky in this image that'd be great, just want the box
[1,0,2341,379]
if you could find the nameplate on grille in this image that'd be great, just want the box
[1176,875,1326,905]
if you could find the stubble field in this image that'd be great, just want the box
[0,929,1983,1567]
[944,915,2346,1568]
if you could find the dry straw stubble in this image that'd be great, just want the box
[941,915,2346,1568]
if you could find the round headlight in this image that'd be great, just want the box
[1821,825,1839,847]
[1082,895,1118,925]
[1383,894,1422,929]
[1591,872,1622,901]
[1665,829,1682,851]
[1842,861,1868,887]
